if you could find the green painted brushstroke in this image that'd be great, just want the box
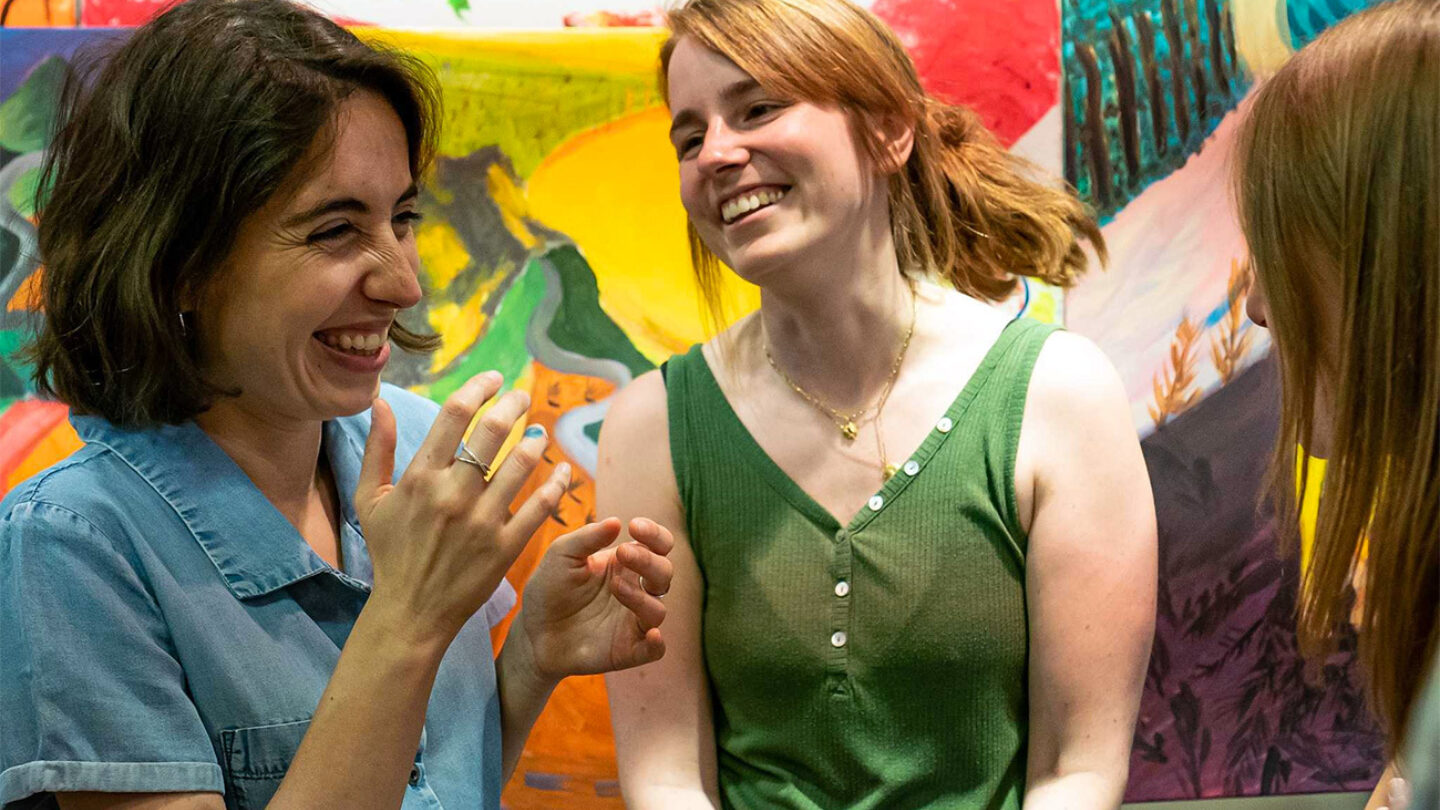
[543,244,654,379]
[406,54,657,179]
[0,56,66,154]
[583,420,602,444]
[7,166,42,219]
[425,258,546,403]
[447,0,470,16]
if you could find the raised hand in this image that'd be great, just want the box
[519,517,675,679]
[355,371,570,646]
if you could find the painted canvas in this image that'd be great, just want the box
[1062,0,1388,799]
[1,2,1062,803]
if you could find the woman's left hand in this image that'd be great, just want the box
[519,517,674,680]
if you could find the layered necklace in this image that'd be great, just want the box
[763,289,917,480]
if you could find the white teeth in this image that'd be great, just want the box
[721,187,786,224]
[318,330,388,355]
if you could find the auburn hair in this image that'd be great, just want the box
[1233,0,1439,753]
[659,0,1105,328]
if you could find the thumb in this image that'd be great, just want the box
[357,398,397,517]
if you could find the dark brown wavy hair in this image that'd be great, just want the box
[28,0,441,427]
[660,0,1106,329]
[1233,0,1439,753]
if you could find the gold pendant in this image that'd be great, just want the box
[882,462,898,481]
[841,420,859,440]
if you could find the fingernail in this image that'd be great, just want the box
[481,370,502,384]
[524,424,547,440]
[556,462,571,479]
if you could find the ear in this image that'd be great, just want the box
[871,113,915,174]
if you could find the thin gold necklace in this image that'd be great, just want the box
[763,290,917,465]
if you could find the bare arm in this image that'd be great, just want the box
[600,370,721,808]
[1020,334,1158,809]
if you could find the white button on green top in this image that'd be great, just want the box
[903,460,920,476]
[868,495,884,511]
[830,631,848,648]
[936,416,954,433]
[834,580,850,597]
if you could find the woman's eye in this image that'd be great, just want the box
[393,211,424,231]
[678,134,704,158]
[307,222,353,244]
[746,102,781,119]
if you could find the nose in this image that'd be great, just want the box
[1243,261,1268,329]
[364,239,423,310]
[696,118,748,178]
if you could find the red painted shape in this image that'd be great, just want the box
[871,0,1059,147]
[80,0,175,25]
[0,400,69,480]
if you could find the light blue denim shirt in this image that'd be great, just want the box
[0,384,515,810]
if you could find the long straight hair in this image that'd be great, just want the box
[1233,0,1439,752]
[659,0,1105,330]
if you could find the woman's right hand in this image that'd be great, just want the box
[354,371,570,647]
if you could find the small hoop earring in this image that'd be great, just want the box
[178,311,189,337]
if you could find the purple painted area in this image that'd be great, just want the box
[1126,354,1384,800]
[0,28,126,101]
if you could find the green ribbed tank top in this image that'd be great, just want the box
[665,316,1059,809]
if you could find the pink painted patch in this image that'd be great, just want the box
[0,400,71,487]
[872,0,1058,147]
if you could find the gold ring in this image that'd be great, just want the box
[455,444,493,479]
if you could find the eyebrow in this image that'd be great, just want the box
[668,77,763,140]
[282,183,420,228]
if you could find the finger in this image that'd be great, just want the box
[617,542,674,598]
[459,389,532,479]
[417,372,503,469]
[484,423,549,504]
[356,398,397,518]
[627,517,675,557]
[543,516,624,561]
[614,628,665,670]
[610,573,667,630]
[505,463,577,543]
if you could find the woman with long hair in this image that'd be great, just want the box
[1233,1,1438,806]
[597,0,1157,806]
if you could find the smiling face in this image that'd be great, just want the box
[193,90,423,425]
[665,36,890,286]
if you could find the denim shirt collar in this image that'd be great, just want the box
[71,413,374,600]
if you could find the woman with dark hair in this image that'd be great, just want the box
[0,1,673,808]
[598,0,1156,807]
[1232,1,1437,807]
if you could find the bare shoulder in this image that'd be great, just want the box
[604,368,669,437]
[1027,329,1130,422]
[598,368,674,492]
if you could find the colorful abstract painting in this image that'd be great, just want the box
[0,2,1062,804]
[1062,0,1388,799]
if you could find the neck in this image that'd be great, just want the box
[195,400,326,516]
[756,239,915,409]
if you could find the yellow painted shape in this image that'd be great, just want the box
[526,106,760,361]
[7,420,82,491]
[1,0,76,26]
[416,220,472,290]
[427,271,509,374]
[1230,0,1296,76]
[487,165,539,250]
[358,28,668,76]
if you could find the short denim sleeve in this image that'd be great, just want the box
[0,499,223,805]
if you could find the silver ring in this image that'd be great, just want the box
[639,576,666,599]
[454,444,493,479]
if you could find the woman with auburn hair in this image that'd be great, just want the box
[597,0,1157,806]
[1233,0,1438,806]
